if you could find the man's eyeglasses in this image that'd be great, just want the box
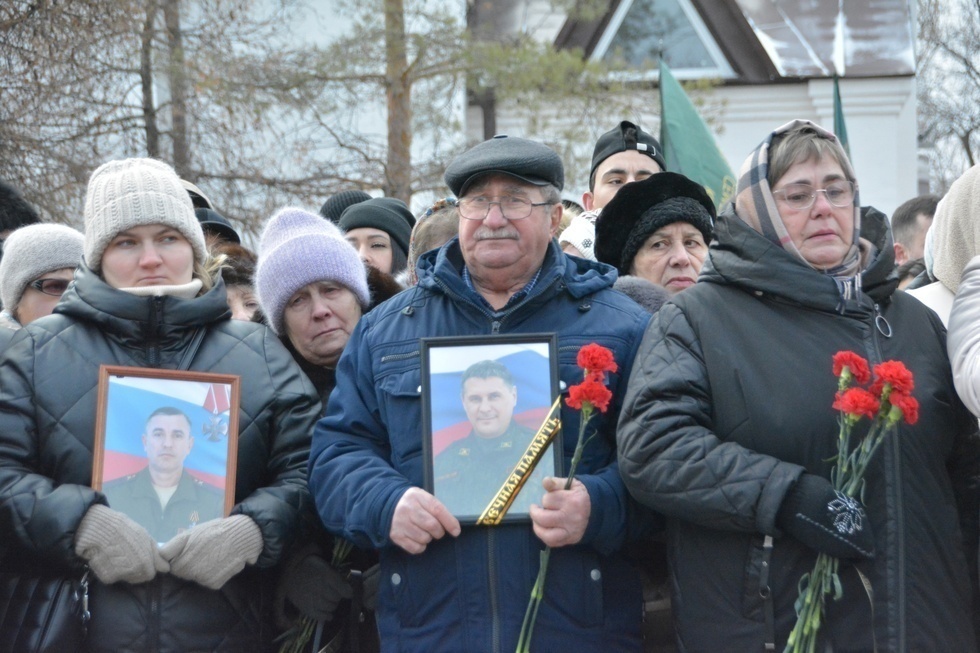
[457,196,554,221]
[772,181,856,210]
[29,278,71,297]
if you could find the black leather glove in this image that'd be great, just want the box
[777,474,875,560]
[276,545,353,624]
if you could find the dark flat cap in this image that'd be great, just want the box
[595,172,715,275]
[445,134,564,196]
[591,121,666,181]
[195,208,240,244]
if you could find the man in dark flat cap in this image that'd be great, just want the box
[309,134,651,651]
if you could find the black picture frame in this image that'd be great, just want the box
[421,333,562,525]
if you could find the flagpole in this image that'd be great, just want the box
[833,73,851,158]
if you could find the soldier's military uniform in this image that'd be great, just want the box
[433,421,548,519]
[103,467,225,543]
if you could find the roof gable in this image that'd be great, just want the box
[736,0,915,77]
[553,0,915,81]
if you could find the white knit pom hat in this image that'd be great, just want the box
[558,211,598,261]
[83,158,208,271]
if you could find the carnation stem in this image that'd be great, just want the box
[516,402,596,652]
[785,554,838,653]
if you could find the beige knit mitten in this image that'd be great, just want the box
[74,504,170,584]
[159,514,264,590]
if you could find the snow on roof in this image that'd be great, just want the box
[734,0,915,77]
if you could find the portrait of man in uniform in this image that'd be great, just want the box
[102,406,225,543]
[431,355,555,521]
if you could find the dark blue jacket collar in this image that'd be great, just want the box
[416,237,619,304]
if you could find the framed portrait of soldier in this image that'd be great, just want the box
[420,334,562,525]
[91,365,241,544]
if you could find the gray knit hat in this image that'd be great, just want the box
[256,207,370,335]
[0,223,84,310]
[83,158,208,271]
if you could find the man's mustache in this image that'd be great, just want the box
[474,227,520,241]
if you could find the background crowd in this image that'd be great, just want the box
[0,117,977,653]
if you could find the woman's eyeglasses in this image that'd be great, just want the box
[772,181,856,210]
[29,278,71,297]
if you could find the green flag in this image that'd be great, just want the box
[833,75,850,157]
[658,59,736,209]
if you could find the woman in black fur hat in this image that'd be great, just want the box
[595,172,715,296]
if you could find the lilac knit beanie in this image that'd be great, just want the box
[256,207,370,335]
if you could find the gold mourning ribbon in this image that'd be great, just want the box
[476,396,562,526]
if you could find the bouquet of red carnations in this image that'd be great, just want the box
[785,351,918,653]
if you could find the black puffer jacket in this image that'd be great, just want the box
[0,264,320,652]
[619,208,980,652]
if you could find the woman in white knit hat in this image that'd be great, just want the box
[0,222,84,342]
[0,158,320,652]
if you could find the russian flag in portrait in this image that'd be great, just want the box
[429,345,553,456]
[101,376,234,488]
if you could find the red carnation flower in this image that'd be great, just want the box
[566,376,612,413]
[832,387,879,420]
[577,344,618,376]
[888,391,919,425]
[832,351,871,385]
[871,361,914,396]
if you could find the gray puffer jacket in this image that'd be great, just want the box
[0,264,320,652]
[619,208,980,652]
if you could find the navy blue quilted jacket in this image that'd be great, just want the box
[309,239,650,653]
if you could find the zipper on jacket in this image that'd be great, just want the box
[148,578,161,653]
[147,296,164,366]
[380,350,420,364]
[488,528,500,653]
[868,301,905,651]
[873,303,892,338]
[889,410,906,650]
[759,535,775,651]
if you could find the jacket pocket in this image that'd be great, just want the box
[376,363,423,471]
[382,544,459,629]
[543,547,604,628]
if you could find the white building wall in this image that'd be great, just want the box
[718,76,917,217]
[472,76,917,218]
